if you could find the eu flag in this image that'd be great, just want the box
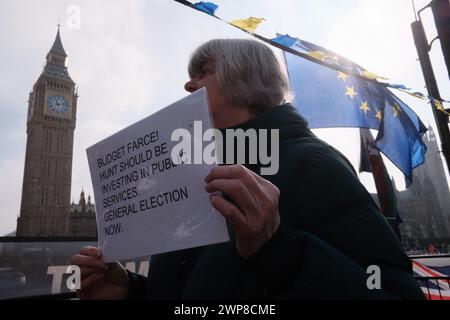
[273,34,427,182]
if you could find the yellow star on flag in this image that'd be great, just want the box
[391,103,401,117]
[359,101,370,114]
[337,72,348,82]
[361,70,387,80]
[375,109,383,121]
[345,86,357,99]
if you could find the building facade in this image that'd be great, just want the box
[69,190,97,237]
[396,126,450,251]
[16,27,78,236]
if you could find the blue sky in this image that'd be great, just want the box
[0,0,449,235]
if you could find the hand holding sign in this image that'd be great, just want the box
[70,246,129,300]
[205,164,280,259]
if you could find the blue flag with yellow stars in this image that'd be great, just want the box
[273,34,427,182]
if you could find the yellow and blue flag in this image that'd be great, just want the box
[273,34,427,182]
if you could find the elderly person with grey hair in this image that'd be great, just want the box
[71,39,424,300]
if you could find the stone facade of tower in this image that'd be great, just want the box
[397,126,450,251]
[16,28,77,236]
[69,190,97,237]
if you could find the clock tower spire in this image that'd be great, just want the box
[46,24,67,67]
[17,26,78,236]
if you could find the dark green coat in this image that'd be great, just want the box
[127,104,424,299]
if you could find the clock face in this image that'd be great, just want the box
[48,95,69,114]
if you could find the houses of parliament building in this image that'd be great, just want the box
[16,27,96,237]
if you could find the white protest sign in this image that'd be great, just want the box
[86,88,229,262]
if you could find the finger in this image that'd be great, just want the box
[205,165,246,182]
[209,193,247,234]
[80,266,105,280]
[206,165,266,200]
[246,169,277,191]
[205,178,257,214]
[79,246,103,259]
[80,272,104,291]
[71,254,106,270]
[246,169,280,203]
[246,168,268,184]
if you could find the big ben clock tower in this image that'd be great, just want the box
[17,27,77,236]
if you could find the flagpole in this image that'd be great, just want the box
[411,0,418,21]
[411,5,450,175]
[359,129,402,240]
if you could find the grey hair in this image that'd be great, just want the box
[188,39,291,113]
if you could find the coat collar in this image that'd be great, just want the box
[221,103,315,142]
